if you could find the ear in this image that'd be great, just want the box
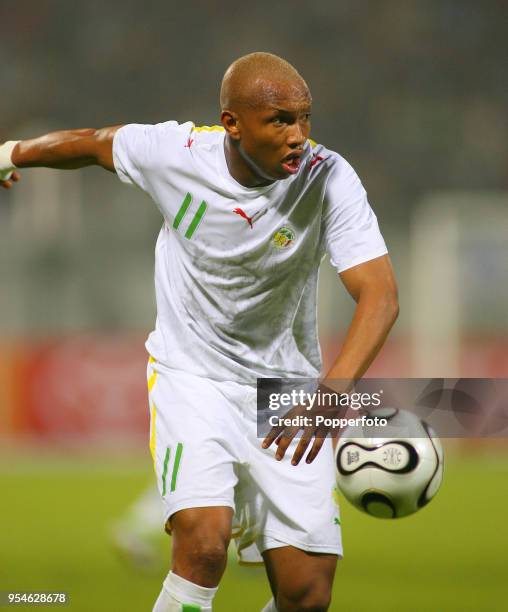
[221,110,241,141]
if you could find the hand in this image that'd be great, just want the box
[262,387,347,466]
[0,170,20,189]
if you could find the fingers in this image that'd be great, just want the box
[262,405,333,464]
[264,428,330,464]
[262,424,284,450]
[0,171,20,189]
[305,437,325,463]
[262,424,300,461]
[264,422,331,464]
[305,428,328,463]
[290,428,314,465]
[273,426,301,460]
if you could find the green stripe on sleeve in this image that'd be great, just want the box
[170,442,184,492]
[161,446,171,496]
[173,192,192,229]
[184,201,207,239]
[182,604,201,611]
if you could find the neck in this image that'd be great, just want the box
[223,136,274,188]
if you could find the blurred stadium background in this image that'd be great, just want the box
[0,1,506,610]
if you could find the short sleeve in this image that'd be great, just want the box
[112,121,193,193]
[322,157,388,273]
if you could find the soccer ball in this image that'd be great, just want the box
[334,408,444,519]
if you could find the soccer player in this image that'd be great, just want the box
[1,53,398,611]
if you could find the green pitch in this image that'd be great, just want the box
[0,450,505,611]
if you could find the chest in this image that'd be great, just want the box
[169,179,323,253]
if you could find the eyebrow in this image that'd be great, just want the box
[269,106,311,114]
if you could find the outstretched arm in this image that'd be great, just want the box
[0,126,122,188]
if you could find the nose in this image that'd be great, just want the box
[287,122,306,149]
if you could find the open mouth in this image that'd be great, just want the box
[281,153,302,175]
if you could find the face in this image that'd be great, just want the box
[223,80,312,185]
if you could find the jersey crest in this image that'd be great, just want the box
[272,226,296,249]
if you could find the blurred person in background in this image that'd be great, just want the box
[111,485,165,571]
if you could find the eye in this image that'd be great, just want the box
[271,116,285,126]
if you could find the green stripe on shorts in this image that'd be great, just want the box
[171,442,183,492]
[161,446,171,496]
[182,604,201,611]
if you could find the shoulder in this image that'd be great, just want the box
[115,120,195,149]
[134,121,225,156]
[305,141,371,224]
[307,143,366,205]
[297,139,358,194]
[306,140,357,183]
[189,123,225,146]
[113,120,199,176]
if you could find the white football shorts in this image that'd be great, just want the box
[147,357,343,564]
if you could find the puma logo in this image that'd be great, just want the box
[232,207,267,229]
[309,153,327,171]
[233,207,253,228]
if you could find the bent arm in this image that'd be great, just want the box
[262,254,399,465]
[325,254,399,383]
[10,126,122,173]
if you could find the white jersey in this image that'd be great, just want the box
[113,121,387,384]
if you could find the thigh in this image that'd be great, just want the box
[249,436,343,558]
[147,360,241,522]
[263,546,337,610]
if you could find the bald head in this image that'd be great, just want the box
[220,52,311,111]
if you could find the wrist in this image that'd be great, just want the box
[0,141,20,181]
